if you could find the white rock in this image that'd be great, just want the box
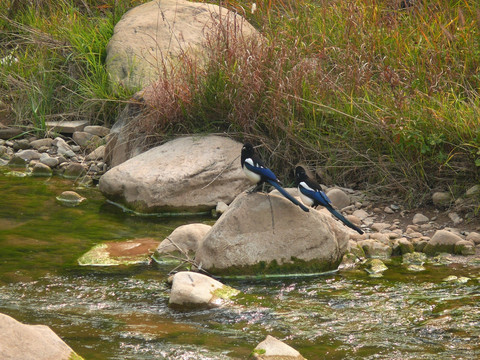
[169,271,239,308]
[412,213,429,225]
[448,212,463,225]
[252,335,305,360]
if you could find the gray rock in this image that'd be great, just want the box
[448,212,463,225]
[394,238,415,255]
[84,125,110,137]
[412,213,429,225]
[0,313,82,360]
[352,209,369,220]
[63,163,86,179]
[39,153,59,168]
[72,131,102,150]
[215,201,229,214]
[454,240,475,255]
[252,335,306,360]
[85,145,105,161]
[30,138,54,150]
[195,192,350,275]
[13,138,31,150]
[106,0,260,90]
[423,230,463,255]
[465,184,480,197]
[371,222,391,232]
[155,223,211,257]
[31,162,52,177]
[432,191,452,207]
[7,154,28,166]
[15,149,40,161]
[326,188,350,209]
[53,137,75,158]
[99,136,250,213]
[358,239,392,259]
[365,258,388,276]
[466,232,480,245]
[169,271,239,309]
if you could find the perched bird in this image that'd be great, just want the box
[241,143,309,212]
[295,166,364,234]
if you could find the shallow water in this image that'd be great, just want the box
[0,171,479,359]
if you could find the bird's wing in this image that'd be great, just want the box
[243,157,277,182]
[268,180,309,212]
[299,181,331,207]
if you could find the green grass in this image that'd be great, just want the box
[0,0,138,134]
[1,0,479,204]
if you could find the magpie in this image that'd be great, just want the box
[241,143,309,212]
[295,166,364,234]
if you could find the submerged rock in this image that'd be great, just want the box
[194,191,350,276]
[0,312,83,360]
[252,335,306,360]
[168,271,239,309]
[78,238,159,266]
[56,191,86,207]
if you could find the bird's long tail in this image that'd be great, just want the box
[267,180,310,212]
[326,205,364,234]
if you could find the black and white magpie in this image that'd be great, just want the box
[241,143,309,212]
[295,166,364,234]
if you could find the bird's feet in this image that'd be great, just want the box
[247,183,263,193]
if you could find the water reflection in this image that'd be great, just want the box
[0,174,479,359]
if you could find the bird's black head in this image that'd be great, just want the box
[241,143,254,165]
[294,166,307,184]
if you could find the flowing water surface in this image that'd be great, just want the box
[0,171,479,359]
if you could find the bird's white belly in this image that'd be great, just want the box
[243,166,261,184]
[299,190,314,207]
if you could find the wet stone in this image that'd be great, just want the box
[31,163,52,177]
[454,240,475,256]
[63,163,86,179]
[56,191,86,207]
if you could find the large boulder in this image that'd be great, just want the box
[99,135,250,213]
[195,192,351,276]
[106,0,260,90]
[0,313,83,360]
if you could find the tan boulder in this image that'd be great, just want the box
[0,313,83,360]
[195,191,350,276]
[99,135,250,213]
[106,0,260,90]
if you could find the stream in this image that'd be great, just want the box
[0,171,479,359]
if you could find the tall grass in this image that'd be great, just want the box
[136,0,480,203]
[1,0,479,203]
[0,0,139,133]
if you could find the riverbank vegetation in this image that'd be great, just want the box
[1,0,479,204]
